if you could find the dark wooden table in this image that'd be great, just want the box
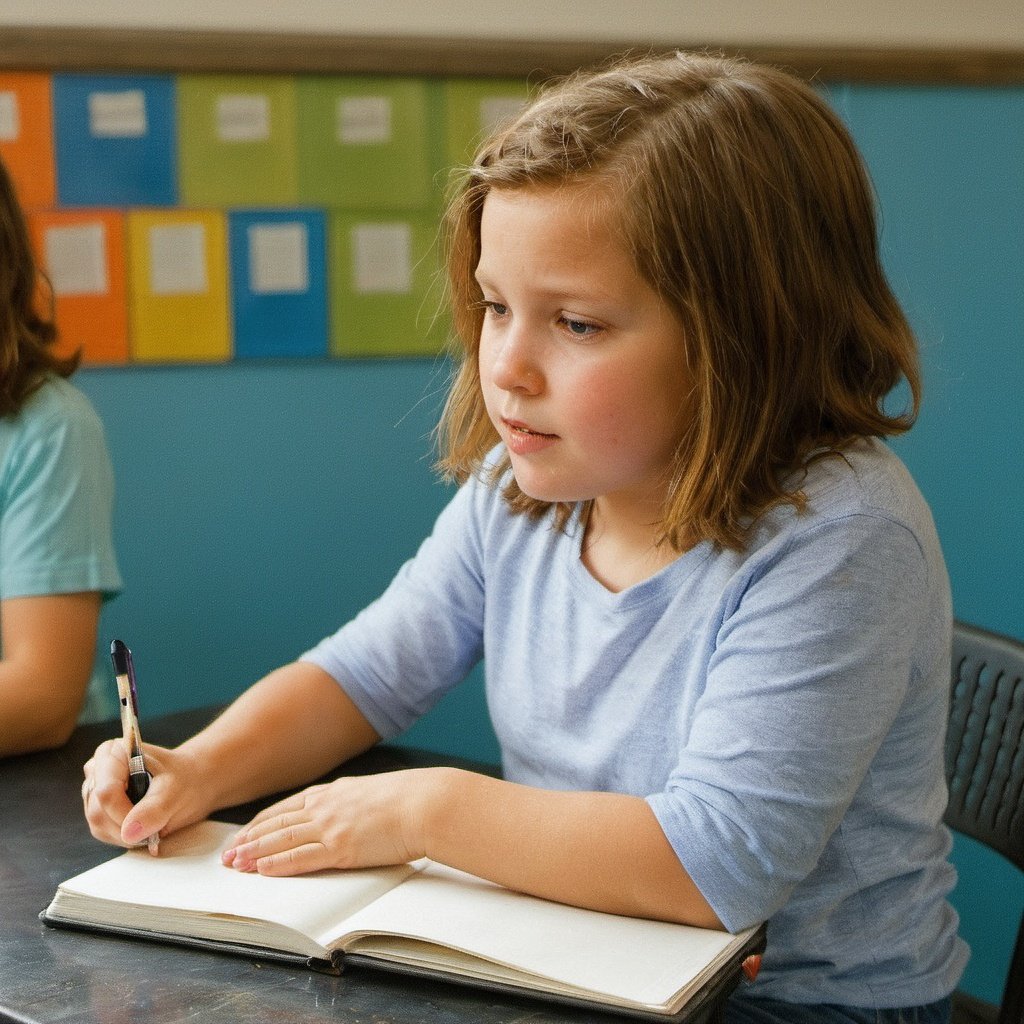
[0,707,745,1023]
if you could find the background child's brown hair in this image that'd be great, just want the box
[0,156,78,417]
[438,50,920,550]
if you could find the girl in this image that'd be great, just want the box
[0,155,122,756]
[83,52,965,1022]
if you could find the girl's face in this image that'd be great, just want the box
[476,185,691,529]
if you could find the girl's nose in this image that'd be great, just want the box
[490,327,543,395]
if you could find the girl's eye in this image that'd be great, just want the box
[482,301,508,317]
[560,316,600,338]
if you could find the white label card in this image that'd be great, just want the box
[89,90,148,138]
[337,96,392,145]
[148,224,208,296]
[352,224,412,294]
[248,223,309,294]
[44,224,109,297]
[0,92,20,142]
[216,94,271,142]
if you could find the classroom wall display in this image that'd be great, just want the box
[177,74,299,207]
[126,208,231,362]
[296,76,440,211]
[26,208,129,364]
[229,208,329,359]
[328,212,447,357]
[52,73,178,208]
[0,71,56,210]
[10,69,531,366]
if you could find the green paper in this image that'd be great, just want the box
[442,78,532,168]
[177,74,298,206]
[328,212,450,357]
[297,77,437,211]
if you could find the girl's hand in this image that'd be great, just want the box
[221,768,447,876]
[82,739,210,851]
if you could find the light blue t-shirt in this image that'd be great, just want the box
[302,438,968,1007]
[0,376,123,721]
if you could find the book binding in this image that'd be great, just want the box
[41,906,766,1021]
[39,909,343,975]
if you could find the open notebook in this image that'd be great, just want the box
[43,820,764,1021]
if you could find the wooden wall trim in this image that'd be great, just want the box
[1,26,1022,85]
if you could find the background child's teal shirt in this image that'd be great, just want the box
[0,376,122,721]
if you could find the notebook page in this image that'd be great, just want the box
[331,861,744,1007]
[59,820,414,942]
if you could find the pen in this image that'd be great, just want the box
[110,639,159,854]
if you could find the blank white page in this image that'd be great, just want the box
[59,820,414,943]
[332,861,745,1008]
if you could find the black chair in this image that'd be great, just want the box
[945,621,1024,1024]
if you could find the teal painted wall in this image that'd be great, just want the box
[75,81,1022,1006]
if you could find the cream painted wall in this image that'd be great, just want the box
[3,0,1023,50]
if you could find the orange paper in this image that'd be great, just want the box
[0,73,56,210]
[28,209,129,365]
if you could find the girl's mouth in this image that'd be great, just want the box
[504,418,554,438]
[502,418,558,454]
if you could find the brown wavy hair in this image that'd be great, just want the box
[0,155,78,417]
[437,51,920,551]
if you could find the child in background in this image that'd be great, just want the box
[0,155,122,756]
[83,52,965,1022]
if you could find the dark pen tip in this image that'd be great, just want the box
[110,639,130,674]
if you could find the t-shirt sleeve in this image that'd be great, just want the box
[646,512,931,932]
[0,390,122,600]
[300,475,487,739]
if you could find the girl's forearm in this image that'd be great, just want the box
[419,769,722,929]
[178,661,381,815]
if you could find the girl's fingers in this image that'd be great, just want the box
[231,801,309,850]
[84,789,130,842]
[82,740,134,842]
[234,808,307,843]
[223,820,323,872]
[249,843,329,877]
[238,787,321,832]
[83,739,185,851]
[223,775,415,876]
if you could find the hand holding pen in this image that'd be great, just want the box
[110,640,159,854]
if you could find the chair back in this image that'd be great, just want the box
[945,621,1024,1024]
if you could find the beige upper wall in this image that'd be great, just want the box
[4,0,1024,50]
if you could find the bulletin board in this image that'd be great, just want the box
[0,27,1020,366]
